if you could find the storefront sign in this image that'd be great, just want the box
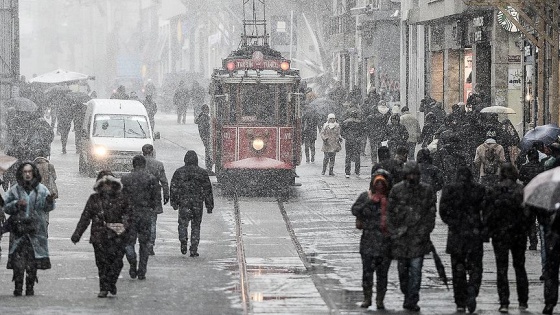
[508,55,521,63]
[508,68,522,90]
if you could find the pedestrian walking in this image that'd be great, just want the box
[542,196,560,314]
[387,161,437,312]
[301,105,320,163]
[71,170,132,298]
[351,169,392,310]
[143,95,157,133]
[440,166,486,313]
[33,153,58,230]
[110,85,129,100]
[121,155,160,280]
[190,80,206,120]
[173,80,189,124]
[399,107,421,160]
[518,148,544,251]
[170,150,214,257]
[365,101,391,163]
[194,104,214,174]
[341,110,364,177]
[483,163,531,313]
[27,113,54,159]
[320,113,342,176]
[432,135,469,186]
[4,162,55,296]
[474,130,506,187]
[142,144,169,255]
[420,112,438,149]
[386,113,408,157]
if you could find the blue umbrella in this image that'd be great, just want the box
[519,124,560,151]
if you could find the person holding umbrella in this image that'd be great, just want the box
[483,163,531,313]
[440,166,486,313]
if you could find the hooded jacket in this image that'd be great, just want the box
[387,162,436,259]
[4,162,54,269]
[170,151,214,211]
[71,174,132,244]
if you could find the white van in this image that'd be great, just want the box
[78,99,158,176]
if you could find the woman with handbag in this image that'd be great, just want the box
[351,169,393,310]
[71,170,132,298]
[4,162,55,296]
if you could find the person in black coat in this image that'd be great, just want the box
[341,110,365,177]
[170,150,214,257]
[120,156,160,280]
[416,148,443,195]
[483,163,531,313]
[365,101,391,163]
[519,148,544,251]
[440,166,486,313]
[301,106,320,163]
[71,170,132,298]
[351,169,392,310]
[195,104,213,174]
[386,113,408,157]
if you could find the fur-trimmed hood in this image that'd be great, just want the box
[93,174,122,193]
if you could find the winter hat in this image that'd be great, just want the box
[327,113,336,119]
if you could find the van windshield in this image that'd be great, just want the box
[93,114,149,138]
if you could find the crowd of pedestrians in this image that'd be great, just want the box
[319,87,560,314]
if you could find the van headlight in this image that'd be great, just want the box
[252,138,265,152]
[93,146,108,157]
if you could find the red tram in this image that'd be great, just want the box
[209,2,303,189]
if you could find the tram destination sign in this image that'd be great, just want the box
[224,58,288,70]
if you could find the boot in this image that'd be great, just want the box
[360,286,372,308]
[129,261,137,279]
[25,273,37,296]
[376,292,386,310]
[13,273,23,297]
[180,240,188,255]
[329,167,334,176]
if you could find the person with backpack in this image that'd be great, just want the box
[474,130,506,187]
[170,150,214,257]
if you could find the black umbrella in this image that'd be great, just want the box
[430,243,449,290]
[519,124,560,151]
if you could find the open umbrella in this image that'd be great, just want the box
[430,243,449,290]
[519,124,560,151]
[524,167,560,203]
[525,181,560,211]
[29,69,93,84]
[5,97,38,112]
[480,106,516,114]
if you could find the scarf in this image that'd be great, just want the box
[368,189,388,235]
[328,122,336,129]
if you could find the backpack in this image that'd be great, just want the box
[483,146,499,175]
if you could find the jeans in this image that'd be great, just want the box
[541,223,550,275]
[344,140,361,175]
[303,138,316,162]
[369,139,382,163]
[492,236,529,306]
[451,251,483,307]
[150,215,157,246]
[125,214,153,277]
[201,136,213,171]
[178,206,203,253]
[398,256,424,307]
[322,152,336,174]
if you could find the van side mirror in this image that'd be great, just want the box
[154,131,161,140]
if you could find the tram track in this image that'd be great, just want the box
[232,191,340,314]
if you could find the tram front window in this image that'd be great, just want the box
[241,84,275,123]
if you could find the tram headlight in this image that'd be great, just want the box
[252,138,265,151]
[227,61,236,72]
[280,61,290,71]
